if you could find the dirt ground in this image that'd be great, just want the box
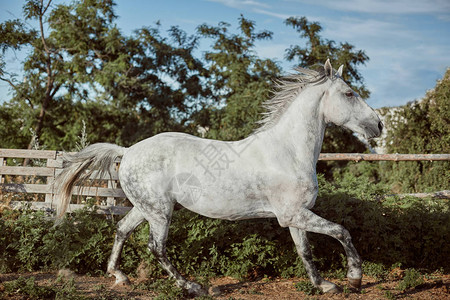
[0,271,448,299]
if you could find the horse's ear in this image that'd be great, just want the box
[324,59,333,78]
[337,65,344,77]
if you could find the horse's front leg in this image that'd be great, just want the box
[289,228,341,293]
[282,209,362,291]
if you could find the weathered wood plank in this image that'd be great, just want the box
[0,149,57,159]
[0,166,54,176]
[1,183,52,193]
[0,166,118,180]
[389,190,450,199]
[318,153,450,161]
[70,186,126,198]
[53,169,119,180]
[0,157,4,183]
[46,159,63,168]
[1,183,126,198]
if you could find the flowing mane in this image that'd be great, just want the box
[256,66,329,133]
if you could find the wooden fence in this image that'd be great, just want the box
[0,149,129,215]
[1,149,449,215]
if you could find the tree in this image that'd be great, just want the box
[284,16,369,99]
[195,15,281,140]
[0,0,209,150]
[1,3,371,160]
[0,0,60,156]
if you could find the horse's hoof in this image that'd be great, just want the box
[113,278,131,288]
[209,286,221,296]
[186,281,208,296]
[348,278,362,290]
[320,280,341,294]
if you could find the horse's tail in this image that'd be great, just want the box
[54,143,126,218]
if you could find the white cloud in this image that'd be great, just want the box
[294,0,450,16]
[206,0,292,20]
[252,8,290,20]
[206,0,271,10]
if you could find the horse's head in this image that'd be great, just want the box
[320,59,382,139]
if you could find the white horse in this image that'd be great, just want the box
[55,59,383,295]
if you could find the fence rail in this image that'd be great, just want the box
[0,148,125,214]
[318,153,450,161]
[1,149,449,215]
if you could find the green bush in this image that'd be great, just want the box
[380,69,450,193]
[0,208,53,272]
[0,203,116,275]
[2,276,56,299]
[0,173,448,280]
[397,268,425,291]
[42,205,116,275]
[312,174,449,271]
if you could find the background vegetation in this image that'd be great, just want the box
[1,174,448,279]
[0,0,448,289]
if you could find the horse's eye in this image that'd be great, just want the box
[345,91,354,98]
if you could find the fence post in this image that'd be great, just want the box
[106,161,120,206]
[45,151,58,203]
[106,180,117,206]
[0,157,4,184]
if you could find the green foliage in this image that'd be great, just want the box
[0,203,116,274]
[1,172,448,281]
[313,174,449,271]
[396,268,424,291]
[138,278,185,300]
[2,276,56,299]
[1,276,82,300]
[0,171,448,286]
[196,15,280,140]
[284,16,370,99]
[294,280,322,295]
[1,2,372,158]
[381,69,450,192]
[362,261,389,281]
[0,208,53,272]
[42,204,116,274]
[384,289,397,300]
[0,0,210,149]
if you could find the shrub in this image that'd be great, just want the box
[362,261,389,281]
[312,174,450,271]
[380,69,450,193]
[397,268,425,291]
[42,203,116,275]
[0,172,448,280]
[0,208,53,272]
[2,276,56,299]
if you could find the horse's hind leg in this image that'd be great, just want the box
[289,228,340,293]
[144,206,207,296]
[107,207,145,285]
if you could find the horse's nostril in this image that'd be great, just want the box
[378,121,383,132]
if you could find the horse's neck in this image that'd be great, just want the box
[261,89,326,175]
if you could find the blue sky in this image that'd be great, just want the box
[1,0,449,108]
